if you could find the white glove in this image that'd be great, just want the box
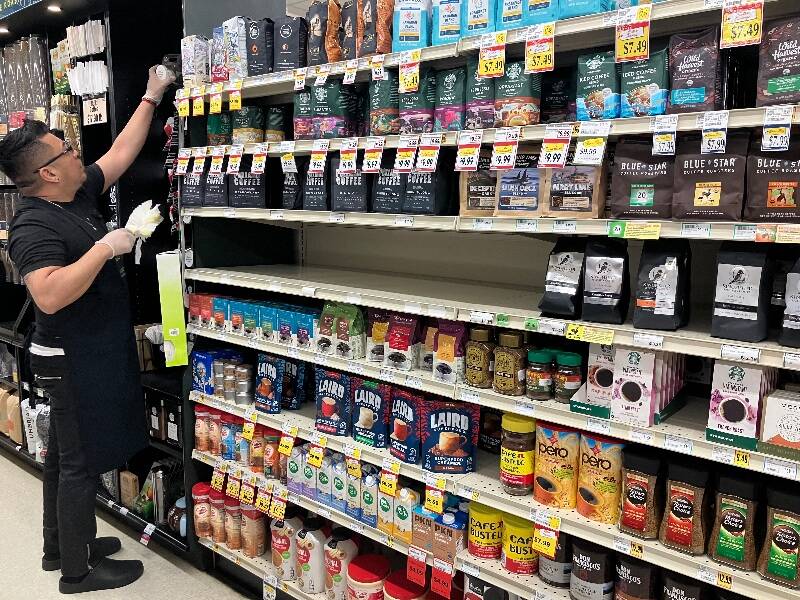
[144,65,174,105]
[125,200,163,239]
[97,228,135,258]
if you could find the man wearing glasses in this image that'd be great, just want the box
[0,66,174,594]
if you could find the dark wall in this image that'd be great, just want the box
[183,0,287,36]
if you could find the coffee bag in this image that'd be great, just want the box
[340,0,362,60]
[421,400,479,474]
[542,161,604,219]
[232,106,265,144]
[494,61,541,128]
[465,56,495,130]
[538,238,586,318]
[712,242,773,343]
[389,389,422,463]
[274,17,308,71]
[203,171,228,207]
[370,70,401,135]
[745,137,800,222]
[265,106,289,142]
[371,151,407,213]
[667,27,721,114]
[611,138,674,219]
[541,68,576,124]
[493,150,543,217]
[331,156,372,212]
[312,79,358,139]
[181,173,204,207]
[780,255,800,348]
[672,133,748,221]
[757,18,800,107]
[303,161,331,210]
[246,18,274,76]
[307,0,343,66]
[399,67,436,134]
[283,158,307,209]
[207,112,232,146]
[351,379,390,447]
[634,240,691,331]
[459,150,495,217]
[403,150,453,214]
[229,161,267,208]
[576,51,620,121]
[620,47,668,118]
[360,0,393,56]
[434,67,466,132]
[294,89,314,140]
[582,238,630,325]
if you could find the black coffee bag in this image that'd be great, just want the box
[181,173,204,207]
[371,151,406,213]
[246,18,274,76]
[582,238,630,325]
[274,17,308,72]
[538,237,586,318]
[712,242,773,343]
[282,157,308,210]
[340,0,359,60]
[203,171,228,207]
[541,67,576,124]
[780,254,800,348]
[611,138,674,219]
[229,156,267,209]
[303,160,331,210]
[745,134,800,222]
[294,89,314,140]
[331,156,372,212]
[634,240,691,331]
[667,27,722,114]
[401,150,453,215]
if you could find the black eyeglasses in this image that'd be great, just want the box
[33,140,73,173]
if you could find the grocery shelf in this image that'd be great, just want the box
[185,265,800,372]
[149,438,184,460]
[455,550,570,600]
[95,495,190,555]
[0,375,18,390]
[0,321,25,347]
[0,432,41,471]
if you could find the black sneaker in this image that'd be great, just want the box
[58,558,144,594]
[42,537,122,571]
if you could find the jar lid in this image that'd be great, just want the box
[192,482,211,497]
[470,327,491,342]
[528,350,553,364]
[195,406,209,414]
[442,512,456,525]
[556,352,582,367]
[175,496,187,509]
[348,554,391,584]
[209,487,225,502]
[224,496,240,508]
[469,502,502,520]
[498,332,522,348]
[384,570,428,600]
[502,513,534,532]
[502,413,536,434]
[622,447,661,475]
[717,470,758,501]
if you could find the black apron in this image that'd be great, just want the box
[22,198,147,476]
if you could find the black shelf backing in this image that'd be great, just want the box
[149,438,184,460]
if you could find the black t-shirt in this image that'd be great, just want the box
[9,163,106,278]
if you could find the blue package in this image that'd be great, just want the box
[221,417,239,461]
[255,353,284,414]
[576,50,620,121]
[392,0,431,52]
[619,48,668,118]
[295,309,317,349]
[558,0,613,19]
[229,301,247,335]
[497,0,523,31]
[277,308,296,345]
[315,368,352,436]
[389,389,421,464]
[282,359,306,410]
[243,302,259,337]
[432,0,462,45]
[258,304,277,341]
[191,349,244,394]
[461,0,495,37]
[351,378,390,448]
[524,0,558,25]
[212,297,230,331]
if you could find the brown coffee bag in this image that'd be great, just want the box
[459,150,496,217]
[611,138,674,219]
[541,160,604,219]
[745,134,800,222]
[757,18,800,107]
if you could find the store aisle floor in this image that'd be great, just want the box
[0,451,245,600]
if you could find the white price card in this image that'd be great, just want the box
[633,332,664,349]
[379,368,398,384]
[279,141,297,174]
[227,145,244,174]
[314,64,331,87]
[629,429,654,444]
[251,144,268,174]
[711,445,735,465]
[524,23,555,74]
[764,456,798,479]
[416,133,442,172]
[399,49,421,93]
[478,32,507,79]
[701,110,730,154]
[680,222,711,239]
[651,114,678,156]
[720,344,760,363]
[459,388,480,403]
[490,127,520,170]
[338,137,360,174]
[394,135,420,173]
[308,139,330,174]
[515,398,536,416]
[455,130,484,172]
[538,318,567,336]
[209,145,226,173]
[733,224,757,241]
[761,105,794,152]
[329,212,345,223]
[263,581,277,600]
[784,353,800,369]
[516,218,538,232]
[553,219,576,233]
[428,305,448,318]
[460,561,480,578]
[586,417,611,436]
[720,0,764,49]
[469,310,494,325]
[664,435,693,454]
[362,137,385,173]
[573,136,607,165]
[343,59,359,85]
[394,215,414,227]
[371,54,386,81]
[294,67,308,91]
[539,124,572,169]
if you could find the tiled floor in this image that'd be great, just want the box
[0,449,246,599]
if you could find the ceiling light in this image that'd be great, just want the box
[0,26,9,34]
[47,4,61,11]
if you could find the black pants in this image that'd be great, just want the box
[32,353,97,578]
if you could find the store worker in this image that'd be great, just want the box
[0,66,174,594]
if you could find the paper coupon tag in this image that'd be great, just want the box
[573,137,607,166]
[140,523,156,546]
[239,476,257,505]
[309,139,330,174]
[424,486,444,513]
[455,130,484,172]
[314,64,331,87]
[407,547,428,587]
[478,31,507,78]
[209,146,226,173]
[539,125,572,168]
[525,23,555,74]
[721,0,763,48]
[210,463,226,492]
[242,420,256,441]
[294,67,308,90]
[338,137,360,174]
[701,110,730,154]
[362,137,385,173]
[608,221,661,240]
[399,49,421,93]
[263,581,276,600]
[371,54,386,81]
[490,127,520,170]
[227,145,244,174]
[416,133,442,172]
[280,141,297,173]
[251,145,268,174]
[720,344,760,363]
[229,88,242,111]
[192,155,206,174]
[532,525,558,558]
[615,5,651,63]
[343,59,359,85]
[394,135,419,173]
[761,105,794,152]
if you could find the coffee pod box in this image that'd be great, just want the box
[707,361,777,450]
[610,348,660,427]
[759,390,800,461]
[315,369,352,437]
[574,343,614,418]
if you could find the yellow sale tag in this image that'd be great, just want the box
[229,89,242,111]
[209,93,222,114]
[192,95,205,116]
[582,326,615,345]
[379,470,398,496]
[478,32,507,78]
[268,493,287,520]
[210,468,225,492]
[346,457,362,478]
[630,542,643,559]
[623,222,662,240]
[717,571,733,590]
[255,488,273,513]
[239,480,256,505]
[399,49,421,94]
[177,97,190,117]
[565,323,584,341]
[615,6,651,63]
[225,474,241,499]
[424,487,444,513]
[242,421,256,441]
[532,526,558,558]
[306,444,325,468]
[721,0,763,48]
[278,435,295,457]
[733,450,751,469]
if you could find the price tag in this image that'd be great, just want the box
[371,54,386,81]
[720,344,760,363]
[701,110,730,154]
[227,145,244,174]
[268,489,289,520]
[586,417,612,436]
[407,547,428,587]
[209,146,226,173]
[469,310,494,325]
[379,469,399,496]
[226,469,242,498]
[255,482,274,513]
[346,456,362,478]
[460,561,480,578]
[177,95,190,117]
[399,50,421,93]
[515,398,537,416]
[394,135,419,173]
[175,148,191,175]
[294,67,308,91]
[416,133,442,172]
[209,91,223,115]
[784,353,800,369]
[459,388,479,403]
[478,32,507,79]
[395,215,415,227]
[664,435,693,454]
[490,127,520,170]
[343,59,359,85]
[761,105,794,152]
[314,64,331,87]
[630,429,654,444]
[615,5,651,63]
[733,224,757,241]
[764,456,797,479]
[210,461,227,491]
[229,88,242,111]
[539,319,567,336]
[329,212,345,223]
[192,154,206,174]
[280,141,297,173]
[532,524,558,559]
[263,581,277,600]
[431,560,454,598]
[140,523,156,546]
[680,222,711,239]
[362,137,385,173]
[711,445,735,465]
[721,0,763,48]
[608,221,661,240]
[525,23,555,74]
[455,130,484,172]
[379,367,398,383]
[240,474,257,505]
[277,425,298,456]
[539,125,572,168]
[251,144,268,174]
[192,93,205,117]
[309,139,330,174]
[652,132,676,156]
[633,332,664,349]
[424,486,445,513]
[516,218,538,232]
[573,136,607,166]
[338,137,359,174]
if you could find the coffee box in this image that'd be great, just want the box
[360,466,380,527]
[433,512,467,563]
[277,308,297,345]
[211,27,227,82]
[315,369,352,436]
[389,389,422,463]
[229,301,247,335]
[223,17,249,80]
[420,400,480,474]
[274,17,309,72]
[610,348,658,427]
[759,390,800,460]
[212,297,230,331]
[351,378,390,448]
[577,343,615,419]
[281,359,306,410]
[255,353,284,414]
[246,18,274,76]
[203,171,228,207]
[191,349,243,395]
[412,504,437,552]
[346,469,361,520]
[384,314,421,371]
[258,304,277,341]
[295,309,319,350]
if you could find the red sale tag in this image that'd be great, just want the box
[431,559,453,597]
[407,546,428,587]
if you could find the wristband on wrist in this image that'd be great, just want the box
[141,96,159,107]
[95,240,115,259]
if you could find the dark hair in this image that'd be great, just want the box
[0,119,51,189]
